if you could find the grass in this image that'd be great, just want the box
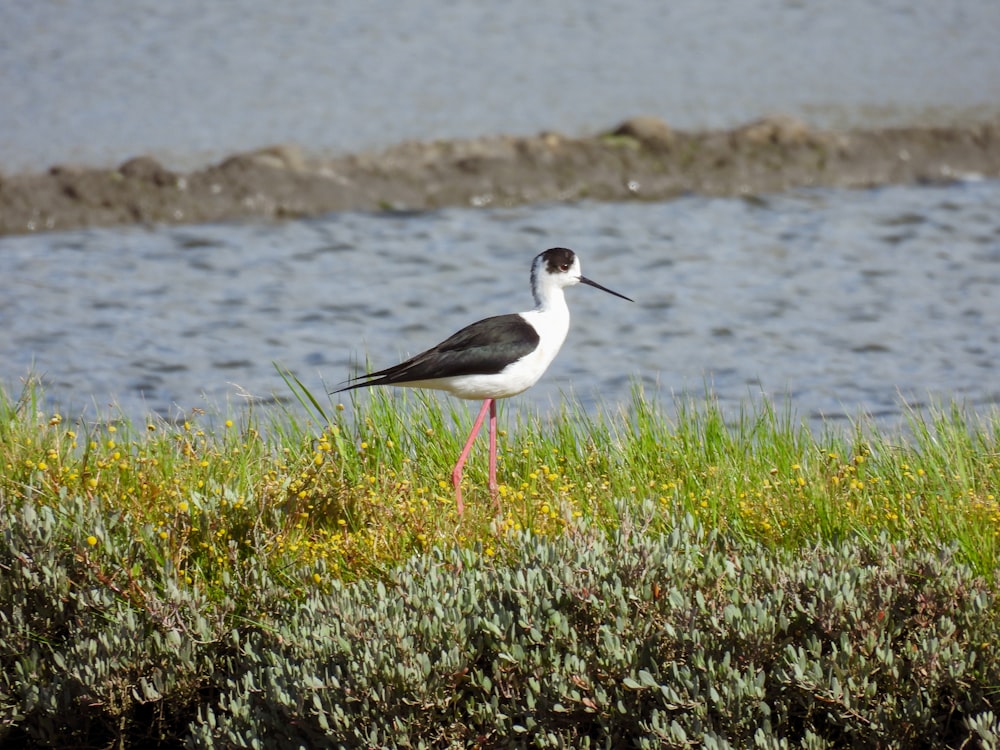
[1,372,998,605]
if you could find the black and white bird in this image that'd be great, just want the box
[336,247,632,515]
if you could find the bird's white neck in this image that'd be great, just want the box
[533,283,569,314]
[521,285,571,365]
[531,265,572,310]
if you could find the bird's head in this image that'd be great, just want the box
[531,247,633,305]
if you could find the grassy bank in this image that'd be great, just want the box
[2,375,998,590]
[3,376,1000,747]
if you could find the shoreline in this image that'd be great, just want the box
[2,115,999,237]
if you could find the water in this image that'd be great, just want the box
[2,1,999,172]
[2,180,998,429]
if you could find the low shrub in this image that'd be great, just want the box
[2,500,998,748]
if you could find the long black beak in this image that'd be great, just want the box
[580,275,633,302]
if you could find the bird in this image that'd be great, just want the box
[335,247,632,515]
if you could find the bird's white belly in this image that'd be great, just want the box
[406,340,562,401]
[400,306,571,401]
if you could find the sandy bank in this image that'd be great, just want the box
[2,116,998,236]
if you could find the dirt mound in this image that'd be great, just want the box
[2,116,998,236]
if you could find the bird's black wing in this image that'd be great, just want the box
[337,313,540,391]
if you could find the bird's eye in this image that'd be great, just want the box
[560,263,571,271]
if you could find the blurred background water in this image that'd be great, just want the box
[1,1,998,171]
[1,1,998,430]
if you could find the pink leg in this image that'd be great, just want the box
[488,400,499,510]
[452,399,493,515]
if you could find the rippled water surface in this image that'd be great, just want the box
[2,180,999,428]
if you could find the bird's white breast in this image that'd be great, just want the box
[410,307,571,401]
